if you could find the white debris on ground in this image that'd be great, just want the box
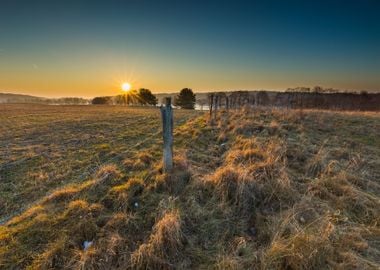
[83,240,93,251]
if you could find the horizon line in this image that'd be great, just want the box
[2,87,380,100]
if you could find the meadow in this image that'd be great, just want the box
[0,104,379,269]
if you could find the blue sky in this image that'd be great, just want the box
[0,0,379,97]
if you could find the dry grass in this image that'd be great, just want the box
[1,105,379,269]
[131,210,184,269]
[0,104,199,219]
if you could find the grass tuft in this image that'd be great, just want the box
[131,210,184,269]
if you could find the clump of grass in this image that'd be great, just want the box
[173,154,189,171]
[214,255,240,270]
[226,147,265,165]
[222,136,295,209]
[267,120,280,135]
[104,177,145,211]
[213,236,257,269]
[259,201,336,270]
[208,165,256,211]
[131,210,184,269]
[217,130,228,143]
[262,220,334,269]
[111,177,145,194]
[0,211,54,267]
[306,146,330,178]
[27,237,68,269]
[70,212,141,269]
[233,120,265,137]
[152,154,191,195]
[309,172,380,225]
[42,180,95,204]
[124,151,154,170]
[95,164,121,183]
[63,199,101,216]
[5,205,45,226]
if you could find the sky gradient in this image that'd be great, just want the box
[0,0,379,98]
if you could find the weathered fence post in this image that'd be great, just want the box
[160,97,173,172]
[209,93,214,118]
[213,95,219,121]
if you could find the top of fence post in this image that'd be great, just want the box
[165,97,171,106]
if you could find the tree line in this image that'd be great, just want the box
[92,88,196,109]
[285,86,369,95]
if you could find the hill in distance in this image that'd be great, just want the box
[0,92,89,105]
[0,93,47,103]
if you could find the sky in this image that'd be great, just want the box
[0,0,379,98]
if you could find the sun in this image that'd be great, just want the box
[121,82,131,92]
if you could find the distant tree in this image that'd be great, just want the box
[138,88,158,105]
[256,91,269,106]
[174,88,196,109]
[114,94,127,105]
[126,90,139,105]
[286,87,311,93]
[92,96,111,105]
[312,86,323,93]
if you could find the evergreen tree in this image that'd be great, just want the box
[174,88,196,109]
[138,88,158,105]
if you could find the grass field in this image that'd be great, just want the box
[0,104,379,269]
[0,105,200,222]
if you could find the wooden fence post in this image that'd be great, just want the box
[209,93,214,118]
[213,95,218,121]
[160,97,173,172]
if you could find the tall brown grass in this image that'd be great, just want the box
[1,107,379,269]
